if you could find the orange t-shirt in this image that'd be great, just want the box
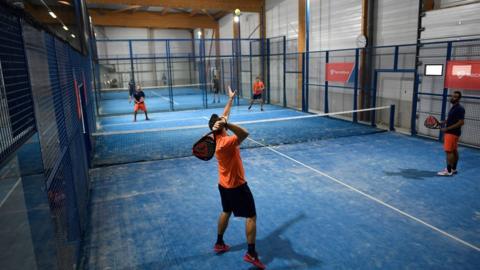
[215,133,246,188]
[253,81,264,95]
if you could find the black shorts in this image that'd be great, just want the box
[252,94,262,100]
[218,183,256,218]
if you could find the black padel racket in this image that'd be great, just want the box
[192,131,216,161]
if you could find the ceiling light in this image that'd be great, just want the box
[58,1,71,6]
[49,11,57,19]
[63,25,68,31]
[71,34,76,38]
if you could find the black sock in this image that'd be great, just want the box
[216,234,224,245]
[453,161,457,170]
[447,165,452,173]
[248,244,256,256]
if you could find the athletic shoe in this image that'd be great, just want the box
[261,108,264,111]
[213,243,230,253]
[243,252,266,269]
[437,169,453,176]
[452,169,458,174]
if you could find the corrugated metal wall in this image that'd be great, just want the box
[95,27,193,88]
[422,2,480,40]
[374,0,418,46]
[417,1,480,145]
[310,0,362,50]
[266,0,298,40]
[371,0,418,130]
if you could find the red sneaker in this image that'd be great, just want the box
[243,252,266,269]
[213,243,230,253]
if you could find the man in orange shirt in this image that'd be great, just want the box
[208,86,266,269]
[248,76,265,111]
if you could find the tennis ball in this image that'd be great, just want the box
[234,9,241,16]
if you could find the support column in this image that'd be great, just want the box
[298,0,306,110]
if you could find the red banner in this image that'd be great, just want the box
[326,62,355,83]
[445,60,480,90]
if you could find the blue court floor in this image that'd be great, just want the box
[98,92,250,115]
[84,106,480,269]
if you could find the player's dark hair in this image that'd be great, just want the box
[209,114,221,131]
[453,91,462,99]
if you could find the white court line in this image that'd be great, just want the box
[99,109,294,127]
[0,178,21,208]
[246,137,480,252]
[96,109,301,132]
[100,116,207,127]
[149,91,180,105]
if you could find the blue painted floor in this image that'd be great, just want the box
[98,93,250,115]
[85,106,480,269]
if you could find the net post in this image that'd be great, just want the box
[249,41,253,100]
[128,40,135,84]
[371,71,378,126]
[390,104,395,131]
[267,38,271,104]
[283,36,286,107]
[439,41,452,142]
[353,48,359,123]
[301,52,306,112]
[325,51,329,113]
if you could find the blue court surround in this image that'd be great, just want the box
[84,106,480,269]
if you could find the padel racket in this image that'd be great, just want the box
[424,115,441,129]
[192,131,216,161]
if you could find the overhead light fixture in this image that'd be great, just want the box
[71,34,76,38]
[197,31,202,38]
[233,15,240,23]
[58,1,71,6]
[49,11,57,19]
[63,25,69,31]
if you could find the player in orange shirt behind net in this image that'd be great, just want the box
[208,86,266,269]
[248,76,265,111]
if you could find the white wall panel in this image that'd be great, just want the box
[266,0,298,40]
[374,0,418,46]
[241,12,260,39]
[219,14,234,55]
[435,0,480,8]
[310,0,361,50]
[422,2,480,40]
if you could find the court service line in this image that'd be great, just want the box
[0,178,21,208]
[149,91,180,105]
[94,110,321,135]
[246,137,480,252]
[99,109,296,127]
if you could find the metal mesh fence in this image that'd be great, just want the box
[0,4,96,268]
[416,40,480,146]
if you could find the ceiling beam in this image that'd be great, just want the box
[160,7,169,15]
[89,9,218,29]
[86,0,263,12]
[109,5,141,13]
[190,9,199,17]
[201,9,215,20]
